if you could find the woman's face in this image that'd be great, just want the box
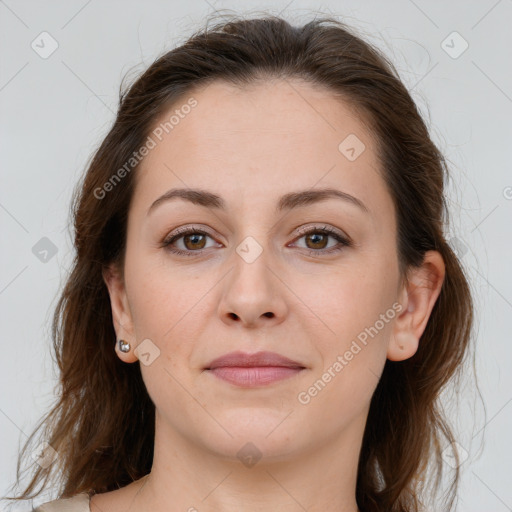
[106,79,411,463]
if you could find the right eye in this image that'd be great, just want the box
[162,227,221,257]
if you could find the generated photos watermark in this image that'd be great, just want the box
[94,97,198,200]
[297,301,403,405]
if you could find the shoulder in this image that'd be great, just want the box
[33,493,90,512]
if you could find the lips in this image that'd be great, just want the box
[205,350,305,370]
[204,351,306,387]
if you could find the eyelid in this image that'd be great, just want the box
[293,223,349,240]
[163,224,217,240]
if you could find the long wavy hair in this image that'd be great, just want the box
[5,12,476,512]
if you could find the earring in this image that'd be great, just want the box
[118,339,131,353]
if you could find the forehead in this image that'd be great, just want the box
[134,78,392,221]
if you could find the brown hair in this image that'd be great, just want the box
[5,12,475,512]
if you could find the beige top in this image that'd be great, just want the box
[34,493,91,512]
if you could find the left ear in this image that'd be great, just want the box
[387,250,445,361]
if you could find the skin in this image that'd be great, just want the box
[93,79,445,512]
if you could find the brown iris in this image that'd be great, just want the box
[305,232,328,250]
[183,233,207,250]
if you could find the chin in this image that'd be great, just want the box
[196,410,303,461]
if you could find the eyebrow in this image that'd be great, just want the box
[147,187,369,216]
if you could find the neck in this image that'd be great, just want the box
[134,411,365,512]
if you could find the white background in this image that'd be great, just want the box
[1,1,511,510]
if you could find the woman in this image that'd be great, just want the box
[6,12,474,512]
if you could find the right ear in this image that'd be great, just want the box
[102,264,138,363]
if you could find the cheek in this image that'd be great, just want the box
[127,261,205,413]
[295,256,397,405]
[300,261,396,340]
[295,270,394,426]
[125,254,197,336]
[125,257,212,384]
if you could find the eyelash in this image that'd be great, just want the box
[161,224,352,258]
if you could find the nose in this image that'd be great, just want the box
[217,246,288,328]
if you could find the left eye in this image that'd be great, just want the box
[290,227,351,255]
